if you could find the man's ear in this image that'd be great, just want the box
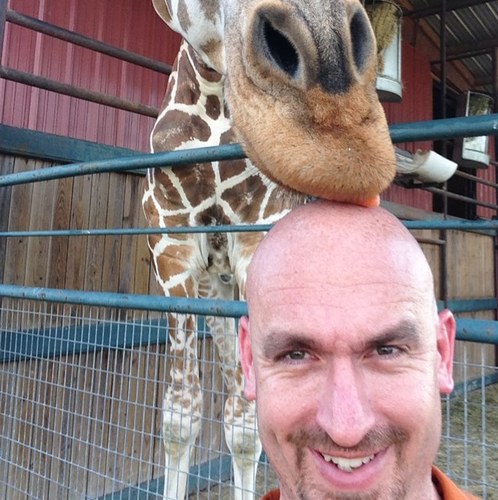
[239,316,256,400]
[437,309,456,395]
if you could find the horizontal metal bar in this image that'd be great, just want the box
[455,318,498,344]
[2,219,498,240]
[438,298,498,313]
[404,219,498,231]
[6,9,172,75]
[416,237,446,246]
[0,225,271,238]
[1,116,497,187]
[99,455,234,500]
[389,114,498,144]
[425,186,498,211]
[0,284,247,317]
[0,66,159,117]
[0,319,172,363]
[451,372,498,399]
[1,285,497,344]
[0,143,246,187]
[454,169,498,189]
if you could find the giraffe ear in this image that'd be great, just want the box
[152,0,172,24]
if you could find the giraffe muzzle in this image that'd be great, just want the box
[244,0,377,95]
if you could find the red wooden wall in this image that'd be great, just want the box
[382,41,434,212]
[0,0,181,152]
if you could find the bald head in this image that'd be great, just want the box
[239,202,456,499]
[246,200,435,312]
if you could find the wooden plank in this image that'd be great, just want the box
[47,175,73,289]
[85,349,115,497]
[47,348,80,500]
[24,161,57,288]
[446,230,496,382]
[5,315,38,498]
[447,230,495,299]
[133,185,153,296]
[67,351,98,496]
[84,172,110,292]
[117,175,141,296]
[101,173,126,294]
[42,349,66,498]
[103,348,131,494]
[64,173,92,290]
[0,155,15,287]
[411,229,443,299]
[123,346,149,488]
[3,157,34,286]
[26,355,57,498]
[153,331,168,482]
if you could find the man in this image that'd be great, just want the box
[239,201,478,499]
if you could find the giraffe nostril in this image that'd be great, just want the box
[349,8,374,74]
[262,17,299,79]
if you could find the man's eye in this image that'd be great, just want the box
[286,350,307,361]
[376,345,401,357]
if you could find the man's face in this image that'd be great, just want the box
[240,242,455,499]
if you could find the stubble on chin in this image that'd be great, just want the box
[287,426,408,500]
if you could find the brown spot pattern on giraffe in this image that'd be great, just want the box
[152,110,212,151]
[195,205,231,226]
[188,44,223,83]
[218,159,248,183]
[221,175,269,223]
[204,94,222,121]
[176,0,191,32]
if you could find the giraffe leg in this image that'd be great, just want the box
[204,276,262,499]
[163,313,202,500]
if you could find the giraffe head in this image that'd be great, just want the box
[152,0,396,205]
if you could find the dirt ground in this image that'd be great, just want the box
[190,383,498,499]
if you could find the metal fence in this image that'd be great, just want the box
[0,290,497,498]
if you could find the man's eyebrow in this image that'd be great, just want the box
[261,320,422,358]
[262,333,319,359]
[363,320,422,350]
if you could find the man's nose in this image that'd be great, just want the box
[316,360,376,448]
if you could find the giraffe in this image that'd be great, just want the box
[142,1,396,498]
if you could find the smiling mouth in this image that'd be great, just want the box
[321,453,376,473]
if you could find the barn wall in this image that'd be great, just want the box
[0,0,181,152]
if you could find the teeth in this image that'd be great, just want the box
[322,454,375,472]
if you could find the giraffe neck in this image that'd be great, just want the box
[151,40,231,153]
[145,39,304,231]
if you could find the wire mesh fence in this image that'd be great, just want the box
[0,297,497,499]
[439,344,498,499]
[0,299,276,499]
